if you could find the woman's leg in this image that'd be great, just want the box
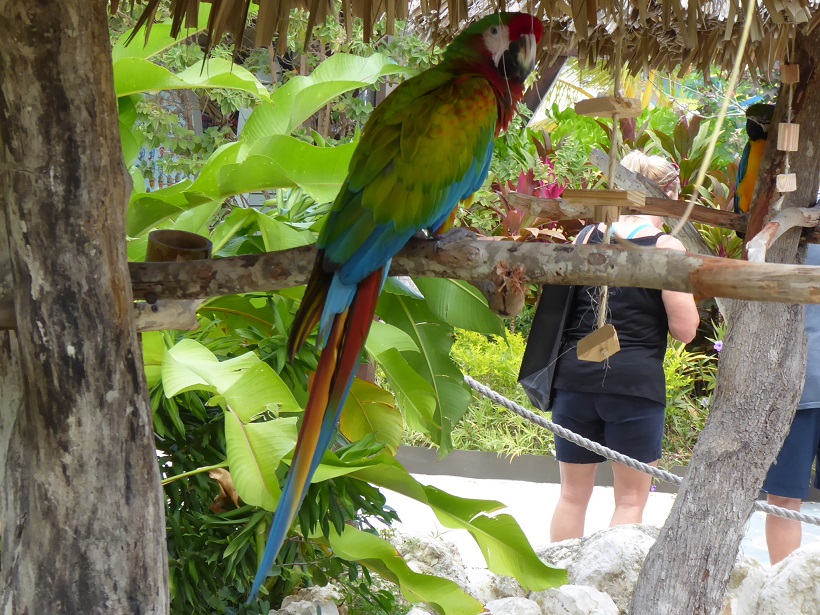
[610,460,655,526]
[550,461,598,541]
[766,495,802,564]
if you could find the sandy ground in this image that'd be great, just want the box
[382,474,820,568]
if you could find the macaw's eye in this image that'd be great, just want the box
[490,26,500,35]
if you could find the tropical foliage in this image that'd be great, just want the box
[114,9,568,613]
[112,4,755,611]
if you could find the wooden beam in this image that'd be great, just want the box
[506,192,747,232]
[522,55,568,113]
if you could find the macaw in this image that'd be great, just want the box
[248,12,543,601]
[734,103,775,214]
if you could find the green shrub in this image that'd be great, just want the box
[403,330,555,458]
[663,340,718,465]
[407,329,719,467]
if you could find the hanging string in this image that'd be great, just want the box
[783,24,797,178]
[670,0,757,236]
[598,1,626,330]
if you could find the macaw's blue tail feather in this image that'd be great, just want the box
[248,268,384,602]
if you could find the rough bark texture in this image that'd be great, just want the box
[0,2,169,613]
[0,204,22,512]
[631,25,820,615]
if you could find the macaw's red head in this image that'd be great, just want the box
[443,12,543,129]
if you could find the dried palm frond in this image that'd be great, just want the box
[117,0,819,78]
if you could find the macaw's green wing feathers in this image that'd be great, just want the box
[321,75,498,273]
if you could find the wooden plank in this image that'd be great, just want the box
[575,96,643,118]
[562,189,646,208]
[507,192,747,233]
[577,324,621,362]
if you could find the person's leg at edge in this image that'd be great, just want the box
[610,460,656,526]
[766,495,802,565]
[550,462,598,541]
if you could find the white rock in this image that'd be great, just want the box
[567,525,658,613]
[530,584,619,614]
[754,544,820,615]
[466,568,528,604]
[537,538,583,569]
[721,554,769,615]
[485,596,542,615]
[389,532,468,588]
[273,584,341,615]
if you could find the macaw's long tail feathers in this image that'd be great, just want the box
[287,258,333,361]
[248,268,384,602]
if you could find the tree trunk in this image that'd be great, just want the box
[0,2,169,613]
[631,26,820,615]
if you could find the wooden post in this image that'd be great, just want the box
[0,1,169,612]
[632,23,820,615]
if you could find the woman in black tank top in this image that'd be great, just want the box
[549,152,700,542]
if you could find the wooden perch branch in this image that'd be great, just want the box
[747,204,820,262]
[128,239,820,304]
[5,239,820,331]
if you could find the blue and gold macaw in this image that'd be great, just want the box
[734,103,775,214]
[248,12,543,601]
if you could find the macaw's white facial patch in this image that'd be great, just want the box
[483,23,510,66]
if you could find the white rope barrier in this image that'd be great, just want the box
[463,375,820,527]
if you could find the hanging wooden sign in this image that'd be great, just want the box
[577,324,621,362]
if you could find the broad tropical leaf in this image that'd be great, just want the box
[350,455,568,592]
[225,411,297,510]
[414,278,505,336]
[328,525,483,615]
[114,57,270,100]
[238,53,411,145]
[339,379,403,453]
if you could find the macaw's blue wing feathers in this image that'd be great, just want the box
[249,269,384,601]
[734,140,751,213]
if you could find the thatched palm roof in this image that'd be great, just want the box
[120,1,820,77]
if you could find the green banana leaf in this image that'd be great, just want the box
[339,379,403,454]
[414,278,505,337]
[350,454,568,592]
[239,53,411,145]
[328,525,484,615]
[377,293,472,455]
[114,57,270,100]
[112,5,212,62]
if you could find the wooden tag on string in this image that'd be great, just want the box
[577,324,620,362]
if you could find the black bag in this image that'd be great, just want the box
[518,225,594,411]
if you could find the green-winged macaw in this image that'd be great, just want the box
[734,103,775,214]
[248,11,543,601]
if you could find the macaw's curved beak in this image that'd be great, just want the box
[501,32,538,83]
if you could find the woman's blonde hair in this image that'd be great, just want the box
[620,150,680,197]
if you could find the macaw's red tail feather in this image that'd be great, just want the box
[249,268,383,602]
[288,257,333,360]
